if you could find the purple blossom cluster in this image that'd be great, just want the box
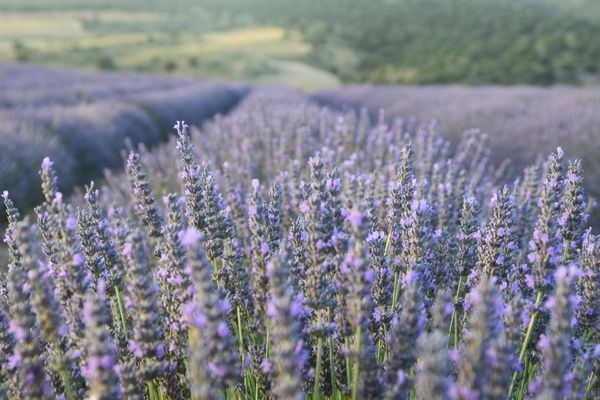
[0,87,598,400]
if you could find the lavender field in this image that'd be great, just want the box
[0,86,598,399]
[0,63,248,213]
[313,85,600,193]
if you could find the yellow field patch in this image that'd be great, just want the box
[90,11,165,23]
[0,14,83,37]
[118,27,309,66]
[0,41,12,58]
[204,27,286,47]
[75,33,160,49]
[258,59,340,92]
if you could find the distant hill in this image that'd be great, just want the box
[0,0,598,85]
[223,0,600,85]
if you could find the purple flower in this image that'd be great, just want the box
[299,202,310,214]
[129,340,143,358]
[539,335,551,354]
[41,157,53,170]
[290,297,304,318]
[179,227,203,247]
[194,313,208,328]
[527,252,540,263]
[555,266,569,281]
[216,322,230,338]
[123,242,133,258]
[402,269,418,288]
[173,120,189,133]
[525,275,535,289]
[208,362,227,378]
[54,192,63,204]
[266,300,277,318]
[373,308,382,322]
[72,253,84,266]
[248,205,257,217]
[261,358,272,373]
[260,242,270,255]
[66,217,77,230]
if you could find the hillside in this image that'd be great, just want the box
[0,0,598,85]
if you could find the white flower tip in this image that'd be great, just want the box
[41,157,53,170]
[174,120,189,133]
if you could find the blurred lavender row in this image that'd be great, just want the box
[0,63,249,213]
[312,85,600,221]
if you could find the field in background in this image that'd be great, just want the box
[313,85,600,218]
[0,63,247,212]
[0,8,339,91]
[0,0,599,86]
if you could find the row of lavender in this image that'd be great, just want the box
[0,63,248,212]
[1,87,598,399]
[312,85,600,224]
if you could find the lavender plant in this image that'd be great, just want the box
[82,280,123,400]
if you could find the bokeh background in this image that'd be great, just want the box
[2,0,600,88]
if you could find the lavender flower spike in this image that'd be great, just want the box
[182,228,241,397]
[83,280,123,400]
[267,254,308,400]
[537,266,578,400]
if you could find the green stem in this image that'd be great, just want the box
[517,356,530,399]
[236,306,245,363]
[448,275,464,348]
[507,291,543,399]
[327,307,337,400]
[519,292,543,361]
[114,285,128,340]
[313,313,323,400]
[391,270,401,312]
[583,371,595,399]
[265,319,271,358]
[384,231,392,256]
[452,312,458,349]
[148,381,157,400]
[56,348,75,400]
[380,322,388,363]
[344,336,352,389]
[351,326,362,400]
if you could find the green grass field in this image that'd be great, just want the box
[0,9,339,91]
[2,0,599,87]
